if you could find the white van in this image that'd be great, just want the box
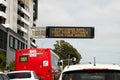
[59,64,120,80]
[7,70,39,80]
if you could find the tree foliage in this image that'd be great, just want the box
[0,51,6,71]
[53,40,82,65]
[8,61,15,71]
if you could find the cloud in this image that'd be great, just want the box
[37,0,77,26]
[36,0,120,47]
[36,0,120,43]
[37,0,120,26]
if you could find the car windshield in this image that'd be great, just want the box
[0,74,3,80]
[62,70,120,80]
[7,72,31,79]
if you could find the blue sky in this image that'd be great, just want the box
[36,0,120,64]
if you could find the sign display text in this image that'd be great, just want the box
[46,27,94,38]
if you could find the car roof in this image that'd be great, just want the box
[0,72,3,74]
[7,70,34,74]
[63,64,120,72]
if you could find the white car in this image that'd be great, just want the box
[59,64,120,80]
[0,72,9,80]
[7,70,39,80]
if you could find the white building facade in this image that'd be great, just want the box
[0,0,38,63]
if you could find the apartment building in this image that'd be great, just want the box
[0,0,38,64]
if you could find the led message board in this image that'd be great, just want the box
[46,27,94,38]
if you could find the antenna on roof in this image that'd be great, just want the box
[94,57,96,66]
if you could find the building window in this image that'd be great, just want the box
[17,29,24,36]
[19,41,22,49]
[24,14,29,21]
[9,35,25,49]
[0,29,6,51]
[15,39,18,49]
[0,29,7,50]
[0,17,6,24]
[18,10,29,21]
[24,5,29,12]
[0,4,6,12]
[9,36,14,48]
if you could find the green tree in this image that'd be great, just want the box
[0,51,6,71]
[8,61,15,71]
[53,40,82,66]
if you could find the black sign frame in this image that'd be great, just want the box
[46,26,94,38]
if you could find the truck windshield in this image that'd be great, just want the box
[62,70,120,80]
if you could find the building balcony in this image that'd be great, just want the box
[0,0,7,7]
[18,5,30,17]
[17,24,28,34]
[17,15,30,26]
[0,11,7,18]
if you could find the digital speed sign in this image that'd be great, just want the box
[46,27,94,38]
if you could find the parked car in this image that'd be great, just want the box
[0,72,9,80]
[7,70,39,80]
[59,64,120,80]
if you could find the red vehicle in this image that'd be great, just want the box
[15,48,60,80]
